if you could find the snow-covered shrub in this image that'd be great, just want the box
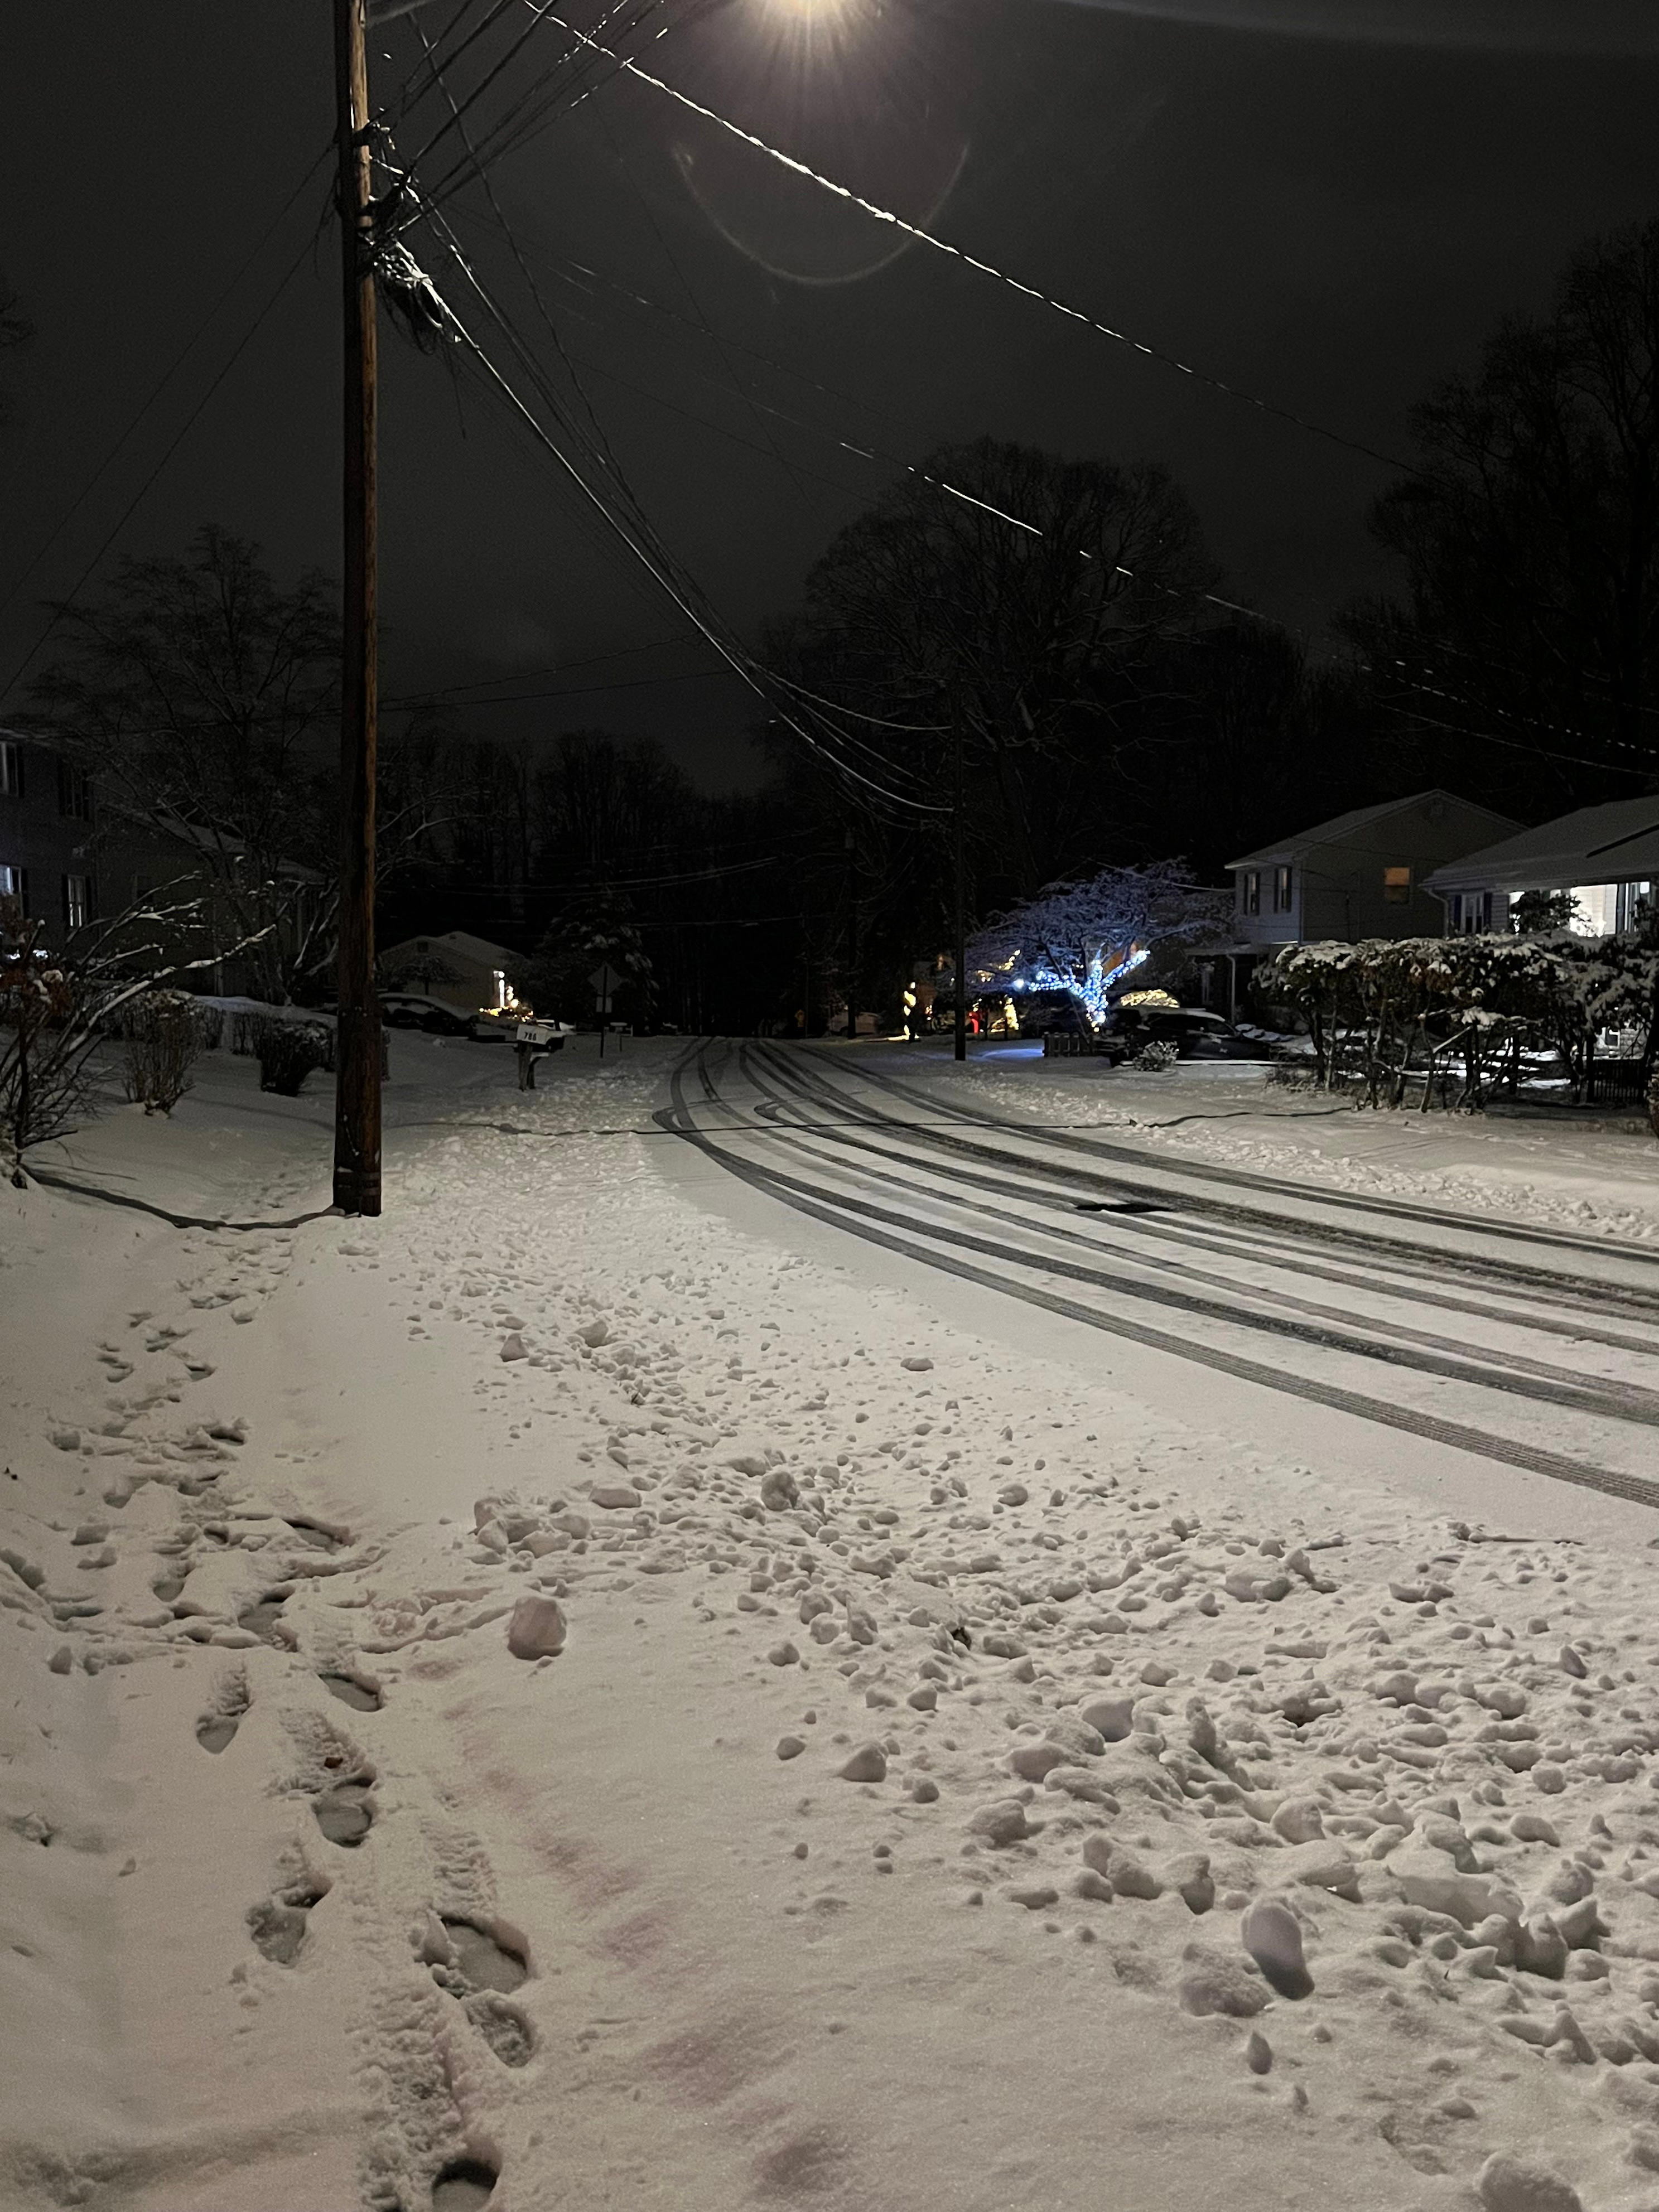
[1132,1039,1179,1073]
[252,1016,330,1097]
[1271,930,1658,1109]
[122,989,201,1114]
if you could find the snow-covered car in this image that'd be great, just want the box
[1106,1006,1263,1060]
[378,992,490,1039]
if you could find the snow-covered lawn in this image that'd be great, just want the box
[5,1034,1659,2212]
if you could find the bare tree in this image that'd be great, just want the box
[771,438,1218,896]
[30,528,337,999]
[1,888,269,1184]
[31,527,463,1000]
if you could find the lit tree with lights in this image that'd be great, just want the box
[964,862,1224,1026]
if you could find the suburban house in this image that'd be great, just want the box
[0,725,103,945]
[1200,789,1521,1015]
[0,725,323,993]
[378,929,525,1016]
[1423,798,1659,937]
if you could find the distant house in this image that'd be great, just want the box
[1201,789,1522,1013]
[1423,798,1659,938]
[378,929,524,1015]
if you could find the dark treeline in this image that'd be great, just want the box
[379,727,818,1033]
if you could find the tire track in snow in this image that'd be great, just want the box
[659,1045,1659,1513]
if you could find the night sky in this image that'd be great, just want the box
[3,0,1658,789]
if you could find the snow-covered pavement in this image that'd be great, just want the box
[7,1033,1659,2212]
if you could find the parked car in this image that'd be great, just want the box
[378,992,490,1039]
[1106,1005,1264,1060]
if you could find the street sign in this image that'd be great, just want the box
[590,962,625,1058]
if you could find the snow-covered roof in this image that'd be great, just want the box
[379,929,523,969]
[1224,790,1517,872]
[1424,799,1659,895]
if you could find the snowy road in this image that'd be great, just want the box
[662,1040,1659,1511]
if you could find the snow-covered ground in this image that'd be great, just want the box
[6,1033,1659,2212]
[914,1040,1659,1245]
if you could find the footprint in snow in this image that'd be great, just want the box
[247,1875,330,1963]
[443,1918,528,1992]
[286,1516,348,1554]
[238,1588,293,1644]
[421,1914,534,2066]
[312,1777,375,1847]
[320,1671,382,1712]
[196,1670,250,1754]
[432,2159,498,2210]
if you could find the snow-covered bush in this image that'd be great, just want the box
[252,1016,331,1097]
[1132,1038,1180,1073]
[122,989,201,1114]
[1270,930,1659,1109]
[966,862,1226,1027]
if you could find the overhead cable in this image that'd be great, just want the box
[533,9,1421,480]
[412,238,948,813]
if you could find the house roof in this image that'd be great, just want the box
[1423,798,1659,895]
[1223,790,1517,873]
[379,929,523,968]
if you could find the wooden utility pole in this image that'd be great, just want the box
[843,824,858,1040]
[332,0,382,1215]
[952,714,967,1062]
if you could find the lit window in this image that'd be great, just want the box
[0,740,22,798]
[1241,871,1260,917]
[0,862,26,910]
[1383,865,1412,905]
[62,873,91,930]
[1272,864,1293,913]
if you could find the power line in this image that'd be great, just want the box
[398,136,948,798]
[416,231,948,814]
[535,9,1423,481]
[388,13,1654,783]
[499,240,1657,776]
